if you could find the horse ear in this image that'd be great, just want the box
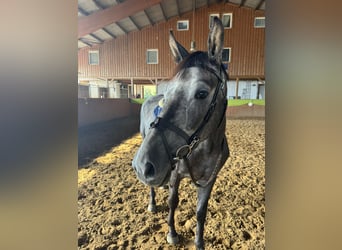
[169,30,189,64]
[207,16,224,64]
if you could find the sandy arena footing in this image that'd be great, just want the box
[78,118,265,249]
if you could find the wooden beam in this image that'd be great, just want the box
[115,22,127,34]
[79,38,93,47]
[78,0,162,38]
[128,16,140,30]
[175,0,180,17]
[102,27,116,38]
[239,0,247,7]
[79,76,169,83]
[78,7,89,16]
[89,33,104,43]
[159,3,167,21]
[79,6,116,39]
[144,10,154,25]
[92,0,105,9]
[255,0,265,10]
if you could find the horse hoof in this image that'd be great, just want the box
[147,204,157,213]
[167,233,179,244]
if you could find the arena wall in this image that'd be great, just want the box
[78,98,141,127]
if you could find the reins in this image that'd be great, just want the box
[149,65,227,187]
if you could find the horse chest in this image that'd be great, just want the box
[176,156,211,181]
[176,162,191,177]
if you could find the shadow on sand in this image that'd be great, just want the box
[78,116,140,168]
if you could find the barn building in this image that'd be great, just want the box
[78,0,265,101]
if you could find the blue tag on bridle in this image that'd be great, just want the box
[153,98,164,117]
[153,106,162,117]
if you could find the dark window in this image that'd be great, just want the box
[222,14,232,28]
[222,48,231,62]
[177,20,189,31]
[99,87,107,98]
[209,14,220,28]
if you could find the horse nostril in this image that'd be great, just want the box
[144,162,155,178]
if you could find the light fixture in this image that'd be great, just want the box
[190,40,196,52]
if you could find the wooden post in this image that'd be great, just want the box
[256,81,260,99]
[134,83,137,98]
[235,78,239,99]
[131,78,134,98]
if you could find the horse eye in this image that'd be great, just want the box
[195,90,209,99]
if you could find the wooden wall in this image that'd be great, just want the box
[78,3,265,81]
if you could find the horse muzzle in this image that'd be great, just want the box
[132,151,172,187]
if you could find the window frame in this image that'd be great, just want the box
[177,20,189,31]
[88,50,99,65]
[222,13,233,29]
[209,13,220,28]
[254,17,265,28]
[222,47,231,63]
[146,49,158,64]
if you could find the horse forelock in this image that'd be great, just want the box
[172,51,228,82]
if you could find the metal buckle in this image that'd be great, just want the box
[189,137,199,149]
[175,145,191,159]
[173,137,200,161]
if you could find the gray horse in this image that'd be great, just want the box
[132,17,230,250]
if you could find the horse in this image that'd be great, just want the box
[132,17,230,250]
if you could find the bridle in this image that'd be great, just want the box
[149,65,227,187]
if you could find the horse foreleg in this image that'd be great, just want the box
[147,187,157,213]
[167,172,181,244]
[195,179,216,250]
